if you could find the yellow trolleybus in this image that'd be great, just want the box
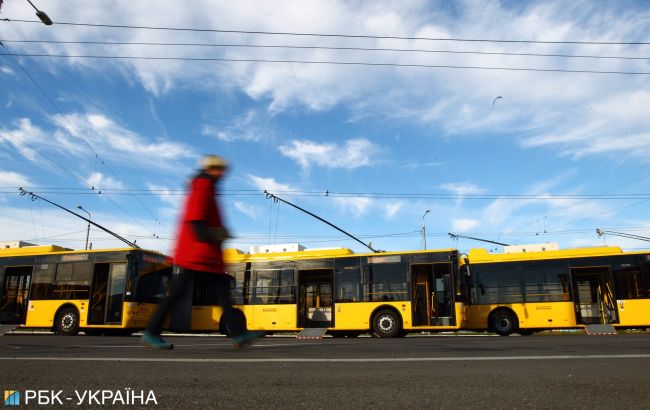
[0,245,172,335]
[464,245,650,335]
[190,246,468,337]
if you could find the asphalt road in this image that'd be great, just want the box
[1,332,649,409]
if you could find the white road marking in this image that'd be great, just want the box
[1,354,649,363]
[64,342,317,348]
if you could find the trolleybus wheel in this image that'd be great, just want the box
[372,309,402,338]
[490,310,517,336]
[55,307,80,336]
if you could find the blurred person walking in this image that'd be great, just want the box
[142,155,262,349]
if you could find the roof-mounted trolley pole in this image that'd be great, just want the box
[19,187,140,249]
[448,232,510,247]
[264,190,381,253]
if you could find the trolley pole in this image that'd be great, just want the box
[77,205,91,250]
[422,210,430,250]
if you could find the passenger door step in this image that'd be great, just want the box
[585,324,617,335]
[296,328,328,339]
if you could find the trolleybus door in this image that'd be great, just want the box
[411,263,455,327]
[298,269,333,328]
[88,262,126,325]
[0,266,32,324]
[571,267,617,325]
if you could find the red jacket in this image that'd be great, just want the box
[173,174,225,273]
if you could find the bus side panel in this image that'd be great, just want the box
[191,306,223,331]
[25,300,88,328]
[123,302,158,329]
[334,301,411,330]
[616,299,650,326]
[517,302,577,328]
[466,302,577,329]
[250,304,298,331]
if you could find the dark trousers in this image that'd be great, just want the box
[146,268,245,338]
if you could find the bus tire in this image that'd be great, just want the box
[372,309,402,338]
[219,308,247,336]
[490,309,517,336]
[54,307,80,336]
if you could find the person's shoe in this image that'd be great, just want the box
[232,331,265,349]
[141,331,174,350]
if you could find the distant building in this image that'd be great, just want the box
[0,241,38,249]
[249,243,306,254]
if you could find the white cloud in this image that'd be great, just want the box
[452,218,479,232]
[1,114,196,173]
[522,91,650,161]
[146,183,180,208]
[1,0,648,157]
[440,182,486,197]
[86,172,125,190]
[51,113,196,167]
[234,201,259,220]
[334,197,373,217]
[0,66,15,75]
[384,202,403,219]
[279,138,380,172]
[202,110,269,143]
[0,118,50,162]
[249,175,297,193]
[0,171,32,187]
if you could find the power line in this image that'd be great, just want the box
[2,52,648,75]
[0,130,88,185]
[5,186,650,200]
[0,42,164,236]
[3,18,650,45]
[2,39,648,61]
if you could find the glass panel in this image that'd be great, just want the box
[105,263,126,323]
[613,270,639,299]
[474,269,499,304]
[253,269,294,304]
[362,262,408,302]
[56,264,74,281]
[498,269,522,303]
[230,270,249,305]
[335,259,361,302]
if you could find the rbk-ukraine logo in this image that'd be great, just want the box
[3,390,20,406]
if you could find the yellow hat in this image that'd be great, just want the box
[200,155,228,170]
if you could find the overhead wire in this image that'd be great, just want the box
[5,186,650,200]
[1,52,648,75]
[1,39,648,61]
[3,18,650,45]
[0,42,165,236]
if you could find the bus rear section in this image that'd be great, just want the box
[464,245,650,335]
[0,246,172,335]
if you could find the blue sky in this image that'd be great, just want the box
[1,0,649,255]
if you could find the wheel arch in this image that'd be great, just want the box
[52,303,80,327]
[487,306,519,332]
[52,303,82,335]
[369,304,405,335]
